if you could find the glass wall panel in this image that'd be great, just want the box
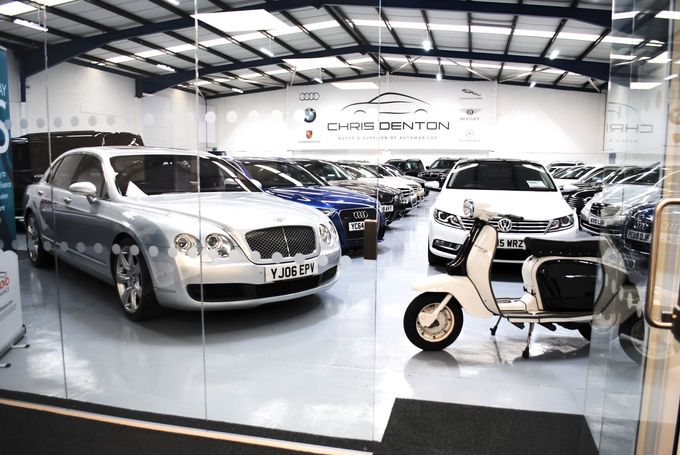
[197,3,379,447]
[584,0,679,453]
[0,4,67,400]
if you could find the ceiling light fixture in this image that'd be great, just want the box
[530,81,537,88]
[259,47,274,57]
[231,87,244,93]
[664,74,679,80]
[435,72,442,81]
[13,18,48,32]
[0,1,35,16]
[313,77,323,84]
[193,10,287,33]
[612,11,640,20]
[549,49,559,60]
[331,82,379,90]
[163,0,180,5]
[656,11,680,20]
[422,39,432,51]
[156,64,175,72]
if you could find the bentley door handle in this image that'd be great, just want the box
[64,196,72,204]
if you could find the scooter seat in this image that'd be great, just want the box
[524,237,600,258]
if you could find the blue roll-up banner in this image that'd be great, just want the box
[0,47,14,249]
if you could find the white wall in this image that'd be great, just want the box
[7,52,207,150]
[210,79,606,166]
[495,84,606,164]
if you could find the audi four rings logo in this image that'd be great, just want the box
[299,92,320,101]
[353,211,369,219]
[497,218,513,232]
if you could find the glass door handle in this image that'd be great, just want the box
[645,198,680,329]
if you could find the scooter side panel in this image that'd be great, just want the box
[413,275,494,317]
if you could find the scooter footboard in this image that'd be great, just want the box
[413,275,494,317]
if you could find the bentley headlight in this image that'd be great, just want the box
[174,233,198,254]
[205,233,235,257]
[434,209,464,229]
[319,224,332,245]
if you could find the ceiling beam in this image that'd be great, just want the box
[246,0,612,28]
[138,44,610,94]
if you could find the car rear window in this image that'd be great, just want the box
[447,161,556,191]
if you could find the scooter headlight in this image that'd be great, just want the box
[434,209,464,229]
[463,199,475,218]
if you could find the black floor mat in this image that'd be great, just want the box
[376,399,598,455]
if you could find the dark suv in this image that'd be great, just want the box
[11,130,144,218]
[385,158,425,177]
[418,157,460,189]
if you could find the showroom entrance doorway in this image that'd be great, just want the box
[583,0,680,453]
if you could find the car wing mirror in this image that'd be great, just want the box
[425,181,440,190]
[250,179,263,189]
[69,181,98,203]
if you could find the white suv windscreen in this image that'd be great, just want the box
[446,161,557,192]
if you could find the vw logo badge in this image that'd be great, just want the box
[497,218,513,232]
[299,92,320,101]
[353,210,369,220]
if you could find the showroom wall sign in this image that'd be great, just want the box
[605,82,667,158]
[0,250,24,361]
[288,80,497,150]
[0,47,14,247]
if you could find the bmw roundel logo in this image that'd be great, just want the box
[304,108,317,123]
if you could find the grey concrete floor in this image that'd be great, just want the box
[0,197,644,445]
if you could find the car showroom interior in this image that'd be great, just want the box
[0,0,679,454]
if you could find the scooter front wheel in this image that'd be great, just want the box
[403,292,464,351]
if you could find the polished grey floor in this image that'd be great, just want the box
[0,197,644,445]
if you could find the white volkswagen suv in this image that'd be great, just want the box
[428,159,578,264]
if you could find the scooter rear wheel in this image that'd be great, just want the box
[403,292,464,351]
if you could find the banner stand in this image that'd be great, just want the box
[0,250,25,368]
[0,324,27,368]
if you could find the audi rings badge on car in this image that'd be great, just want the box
[299,92,320,101]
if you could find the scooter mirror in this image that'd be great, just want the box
[463,199,475,218]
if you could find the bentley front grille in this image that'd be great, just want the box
[245,226,316,259]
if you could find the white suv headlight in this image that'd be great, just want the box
[434,209,464,229]
[548,214,574,232]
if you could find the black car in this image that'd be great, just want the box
[385,158,425,177]
[11,130,144,218]
[294,158,402,224]
[623,201,680,275]
[622,202,655,273]
[417,157,460,189]
[566,166,645,215]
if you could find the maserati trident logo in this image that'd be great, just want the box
[497,218,513,232]
[353,210,369,220]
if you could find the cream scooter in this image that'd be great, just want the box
[404,199,642,359]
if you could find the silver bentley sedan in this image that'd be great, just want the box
[24,147,341,320]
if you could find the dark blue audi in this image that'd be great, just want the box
[235,158,386,250]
